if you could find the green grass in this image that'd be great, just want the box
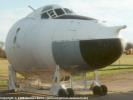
[0,80,7,89]
[0,80,7,86]
[0,59,8,77]
[74,67,133,80]
[99,54,133,79]
[0,59,8,90]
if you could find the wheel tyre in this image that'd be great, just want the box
[92,86,103,96]
[101,85,108,95]
[67,88,74,97]
[58,89,67,97]
[9,89,15,93]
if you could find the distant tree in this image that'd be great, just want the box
[125,42,133,50]
[0,41,6,58]
[124,42,133,55]
[0,41,4,47]
[0,48,6,58]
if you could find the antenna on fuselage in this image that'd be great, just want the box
[28,5,36,11]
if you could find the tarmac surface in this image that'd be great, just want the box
[0,91,133,100]
[79,91,133,100]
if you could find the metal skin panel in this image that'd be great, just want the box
[79,38,124,70]
[52,41,85,68]
[6,19,57,72]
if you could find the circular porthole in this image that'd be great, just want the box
[16,27,20,33]
[13,27,21,45]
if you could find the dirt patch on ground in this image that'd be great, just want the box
[102,72,133,93]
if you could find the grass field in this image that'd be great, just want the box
[100,54,133,78]
[0,59,8,89]
[0,54,133,90]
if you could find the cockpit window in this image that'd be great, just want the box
[41,13,49,19]
[55,8,65,16]
[48,10,56,17]
[64,8,73,14]
[41,7,74,19]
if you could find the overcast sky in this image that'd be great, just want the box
[0,0,133,42]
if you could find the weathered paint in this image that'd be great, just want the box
[52,41,85,68]
[80,38,124,70]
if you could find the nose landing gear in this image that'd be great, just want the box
[90,71,108,96]
[51,65,108,97]
[50,65,75,97]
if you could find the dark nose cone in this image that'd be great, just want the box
[80,38,124,70]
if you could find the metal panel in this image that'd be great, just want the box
[52,41,85,68]
[80,38,123,70]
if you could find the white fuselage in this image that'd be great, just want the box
[6,19,117,70]
[5,5,126,80]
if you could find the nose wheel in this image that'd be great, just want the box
[58,88,74,97]
[66,88,75,97]
[100,85,108,95]
[58,88,67,97]
[92,85,108,96]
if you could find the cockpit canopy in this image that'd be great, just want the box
[41,5,74,19]
[27,5,97,21]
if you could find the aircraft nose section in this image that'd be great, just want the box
[80,38,124,70]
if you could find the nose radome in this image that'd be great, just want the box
[79,38,124,70]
